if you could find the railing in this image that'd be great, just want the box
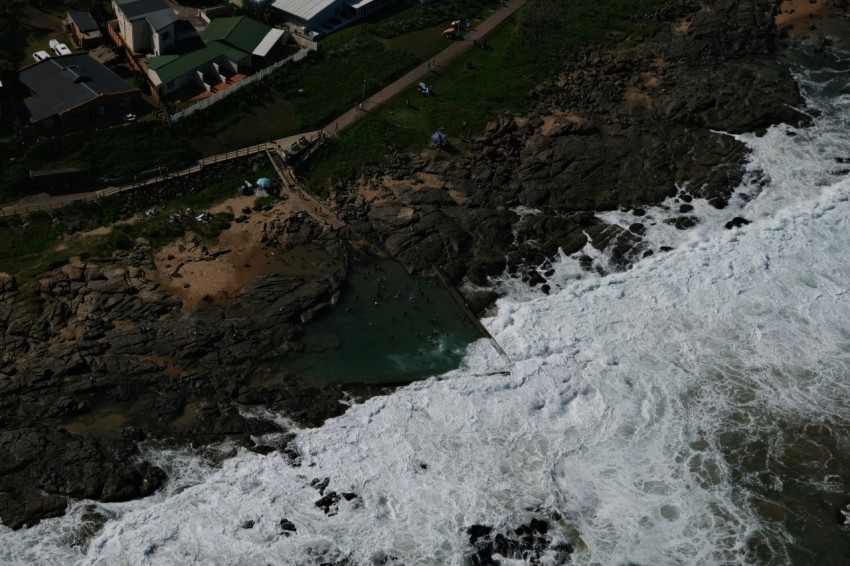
[170,47,316,123]
[0,143,271,216]
[97,143,270,198]
[0,200,85,218]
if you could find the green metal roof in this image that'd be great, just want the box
[147,16,274,86]
[200,16,272,54]
[146,54,179,70]
[148,41,247,84]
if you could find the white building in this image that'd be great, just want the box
[270,0,394,34]
[112,0,178,55]
[146,16,288,97]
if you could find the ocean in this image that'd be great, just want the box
[3,49,850,566]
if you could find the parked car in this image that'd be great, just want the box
[54,43,72,56]
[48,39,59,50]
[32,50,50,62]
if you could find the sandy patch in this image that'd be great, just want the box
[776,0,846,35]
[72,218,139,242]
[641,71,662,89]
[151,187,341,310]
[79,226,114,238]
[539,113,587,136]
[625,86,653,109]
[447,190,469,206]
[382,172,444,193]
[353,172,447,208]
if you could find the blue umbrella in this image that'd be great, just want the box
[431,131,447,144]
[256,178,273,187]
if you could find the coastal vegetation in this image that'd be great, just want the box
[0,0,666,201]
[172,38,421,154]
[0,159,273,281]
[0,0,666,278]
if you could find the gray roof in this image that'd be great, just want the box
[18,54,137,123]
[68,9,99,32]
[145,9,177,31]
[271,0,336,23]
[115,0,173,20]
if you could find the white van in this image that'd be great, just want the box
[53,43,72,56]
[32,50,50,62]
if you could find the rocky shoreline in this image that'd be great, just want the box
[331,0,809,292]
[0,0,836,540]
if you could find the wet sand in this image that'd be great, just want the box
[776,0,846,36]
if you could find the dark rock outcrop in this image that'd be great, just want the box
[467,518,573,565]
[328,0,806,286]
[0,230,350,528]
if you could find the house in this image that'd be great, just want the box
[18,53,140,135]
[112,0,178,55]
[270,0,394,33]
[146,16,288,97]
[66,9,103,49]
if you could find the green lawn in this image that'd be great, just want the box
[304,118,424,186]
[384,22,532,137]
[19,14,75,68]
[175,40,421,155]
[302,19,530,189]
[387,24,455,60]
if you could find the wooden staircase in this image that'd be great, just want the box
[265,146,294,189]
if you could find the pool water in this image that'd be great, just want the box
[279,258,484,384]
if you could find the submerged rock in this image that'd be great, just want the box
[467,518,573,565]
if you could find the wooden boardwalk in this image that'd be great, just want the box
[265,137,346,230]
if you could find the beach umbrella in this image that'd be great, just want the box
[257,178,273,187]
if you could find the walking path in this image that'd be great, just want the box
[318,0,528,136]
[0,0,528,218]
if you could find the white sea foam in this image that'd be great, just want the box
[4,63,850,566]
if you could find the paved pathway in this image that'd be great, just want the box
[316,0,528,136]
[1,0,528,217]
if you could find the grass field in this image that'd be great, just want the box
[175,38,422,155]
[303,0,668,190]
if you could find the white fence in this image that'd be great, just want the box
[170,46,316,123]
